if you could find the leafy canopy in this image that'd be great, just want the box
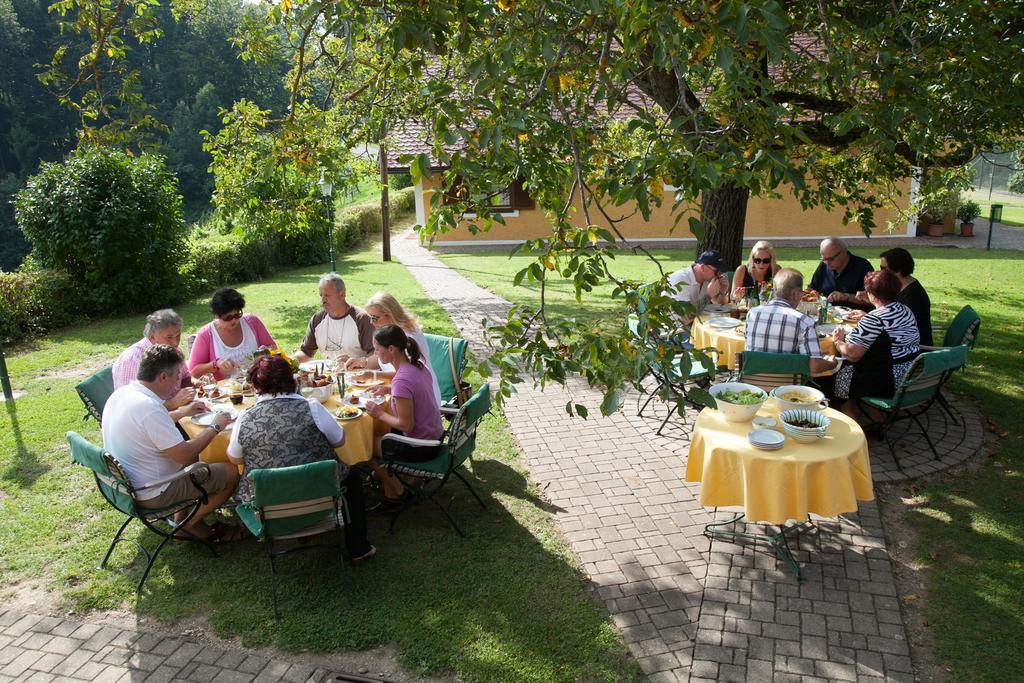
[53,0,1024,412]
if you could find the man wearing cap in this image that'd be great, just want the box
[667,250,730,319]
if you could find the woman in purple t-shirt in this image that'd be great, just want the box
[364,325,444,506]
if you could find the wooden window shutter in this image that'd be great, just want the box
[510,177,535,210]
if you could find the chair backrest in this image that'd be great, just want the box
[423,333,469,405]
[67,431,137,516]
[891,346,968,409]
[249,460,341,538]
[737,351,812,391]
[75,366,115,422]
[444,384,492,470]
[943,305,981,349]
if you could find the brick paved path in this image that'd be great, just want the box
[392,229,987,682]
[0,609,336,683]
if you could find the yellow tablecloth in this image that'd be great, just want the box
[684,402,873,524]
[690,316,836,370]
[179,389,383,467]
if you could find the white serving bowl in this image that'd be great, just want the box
[300,384,333,403]
[779,409,831,443]
[771,385,828,411]
[709,382,768,422]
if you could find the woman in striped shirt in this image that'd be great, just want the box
[831,270,920,414]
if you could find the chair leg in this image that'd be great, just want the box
[453,470,486,510]
[637,378,665,417]
[136,530,175,593]
[100,516,133,569]
[936,393,958,425]
[267,539,281,622]
[426,492,466,538]
[655,398,681,436]
[911,413,941,460]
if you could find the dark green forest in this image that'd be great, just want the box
[0,0,291,271]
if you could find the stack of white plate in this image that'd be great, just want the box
[748,428,785,450]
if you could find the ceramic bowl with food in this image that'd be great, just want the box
[709,382,768,422]
[300,384,332,403]
[779,409,831,443]
[771,385,828,411]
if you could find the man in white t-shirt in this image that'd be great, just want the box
[294,273,375,364]
[667,249,729,313]
[102,345,241,541]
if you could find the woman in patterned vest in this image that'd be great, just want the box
[227,355,375,565]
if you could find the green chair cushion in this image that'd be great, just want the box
[424,333,469,405]
[75,366,114,422]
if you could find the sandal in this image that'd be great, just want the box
[367,490,411,514]
[351,545,376,566]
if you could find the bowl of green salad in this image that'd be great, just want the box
[709,382,768,422]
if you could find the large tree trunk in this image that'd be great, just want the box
[699,181,749,269]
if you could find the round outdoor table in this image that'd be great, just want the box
[685,401,873,580]
[179,380,390,467]
[690,316,837,370]
[685,402,873,523]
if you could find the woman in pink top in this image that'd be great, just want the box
[187,288,276,380]
[364,325,443,507]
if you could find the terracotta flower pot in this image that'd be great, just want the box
[960,222,974,237]
[927,223,945,237]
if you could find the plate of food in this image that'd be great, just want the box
[299,360,327,373]
[702,304,735,315]
[830,305,851,318]
[801,289,820,302]
[191,407,237,427]
[334,405,363,421]
[347,373,384,387]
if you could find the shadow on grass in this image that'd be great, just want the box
[92,454,637,680]
[2,399,46,486]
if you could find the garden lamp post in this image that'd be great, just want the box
[318,174,336,272]
[0,343,13,401]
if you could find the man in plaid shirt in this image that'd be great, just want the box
[744,269,837,375]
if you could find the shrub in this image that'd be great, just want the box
[15,147,187,314]
[957,199,981,223]
[1,185,416,343]
[0,267,88,341]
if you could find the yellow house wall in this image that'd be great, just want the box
[420,175,911,242]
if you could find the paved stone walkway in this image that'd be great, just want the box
[0,609,335,683]
[392,229,988,681]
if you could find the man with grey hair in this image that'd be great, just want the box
[744,268,837,375]
[113,309,195,409]
[809,237,873,303]
[294,272,374,363]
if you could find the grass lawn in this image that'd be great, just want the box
[963,189,1024,227]
[440,244,1024,681]
[0,237,638,682]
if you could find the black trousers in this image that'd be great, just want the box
[341,468,372,556]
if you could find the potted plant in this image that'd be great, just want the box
[957,200,980,237]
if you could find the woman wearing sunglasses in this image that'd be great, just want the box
[188,287,277,380]
[731,240,781,302]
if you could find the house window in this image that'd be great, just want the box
[443,176,535,214]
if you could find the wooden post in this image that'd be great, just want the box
[379,139,391,262]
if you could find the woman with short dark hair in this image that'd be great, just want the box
[227,355,374,564]
[830,270,921,413]
[879,247,933,346]
[188,288,276,380]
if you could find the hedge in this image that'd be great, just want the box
[0,187,415,343]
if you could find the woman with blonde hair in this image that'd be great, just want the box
[346,291,441,405]
[732,240,781,301]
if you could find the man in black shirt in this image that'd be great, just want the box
[809,238,873,305]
